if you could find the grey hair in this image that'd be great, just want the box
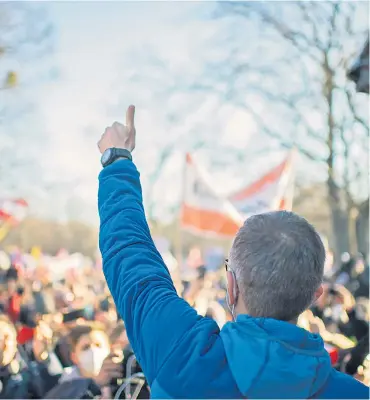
[229,211,325,321]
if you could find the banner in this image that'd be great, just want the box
[180,154,244,237]
[229,151,296,218]
[0,198,28,223]
[180,151,295,238]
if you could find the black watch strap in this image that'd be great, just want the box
[101,148,132,168]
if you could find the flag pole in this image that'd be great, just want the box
[272,148,296,210]
[285,148,297,211]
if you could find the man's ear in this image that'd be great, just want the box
[226,271,236,306]
[314,285,324,302]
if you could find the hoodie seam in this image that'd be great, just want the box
[238,330,325,356]
[245,340,271,398]
[273,338,326,356]
[308,355,320,397]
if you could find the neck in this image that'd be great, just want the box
[234,306,299,325]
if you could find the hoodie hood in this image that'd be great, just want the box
[220,315,331,399]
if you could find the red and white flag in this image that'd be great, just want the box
[180,151,296,238]
[0,198,28,224]
[229,150,296,218]
[180,154,244,237]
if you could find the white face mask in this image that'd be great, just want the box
[77,346,109,377]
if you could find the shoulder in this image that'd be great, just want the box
[318,369,369,399]
[153,318,241,398]
[59,366,80,383]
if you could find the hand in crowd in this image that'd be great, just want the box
[309,315,327,335]
[32,320,53,362]
[300,310,333,341]
[333,284,356,312]
[95,351,123,387]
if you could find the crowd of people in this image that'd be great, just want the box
[0,244,368,398]
[0,102,368,398]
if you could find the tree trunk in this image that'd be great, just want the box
[328,188,350,260]
[348,207,359,255]
[324,54,350,260]
[356,200,369,260]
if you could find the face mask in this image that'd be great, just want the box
[77,346,109,377]
[226,289,235,321]
[226,270,238,321]
[226,283,238,322]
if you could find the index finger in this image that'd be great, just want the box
[126,105,135,129]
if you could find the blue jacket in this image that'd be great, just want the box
[98,159,369,399]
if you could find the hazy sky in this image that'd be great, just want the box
[4,1,277,224]
[1,1,368,226]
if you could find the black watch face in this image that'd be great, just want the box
[101,148,112,165]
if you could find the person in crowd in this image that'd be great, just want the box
[32,279,56,316]
[351,256,369,299]
[0,314,44,399]
[97,105,368,398]
[333,253,369,297]
[110,322,129,352]
[343,333,369,377]
[0,314,20,397]
[95,297,118,329]
[311,283,369,342]
[57,323,122,396]
[5,267,23,324]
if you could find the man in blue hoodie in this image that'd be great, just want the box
[98,105,369,399]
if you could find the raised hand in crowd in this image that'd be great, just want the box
[98,105,136,154]
[98,105,369,399]
[32,320,53,362]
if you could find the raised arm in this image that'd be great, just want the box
[97,106,200,385]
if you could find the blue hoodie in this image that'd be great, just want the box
[99,159,369,399]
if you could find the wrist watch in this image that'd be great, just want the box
[101,148,132,168]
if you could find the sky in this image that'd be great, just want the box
[3,1,276,225]
[0,1,368,226]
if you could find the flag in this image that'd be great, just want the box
[229,150,296,218]
[0,198,28,224]
[180,153,244,237]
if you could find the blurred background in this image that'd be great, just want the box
[0,1,368,260]
[0,2,369,397]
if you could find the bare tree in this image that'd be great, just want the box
[0,2,56,197]
[0,2,55,93]
[110,47,279,222]
[196,1,369,257]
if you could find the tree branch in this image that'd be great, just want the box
[344,88,370,134]
[234,99,325,162]
[252,6,323,64]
